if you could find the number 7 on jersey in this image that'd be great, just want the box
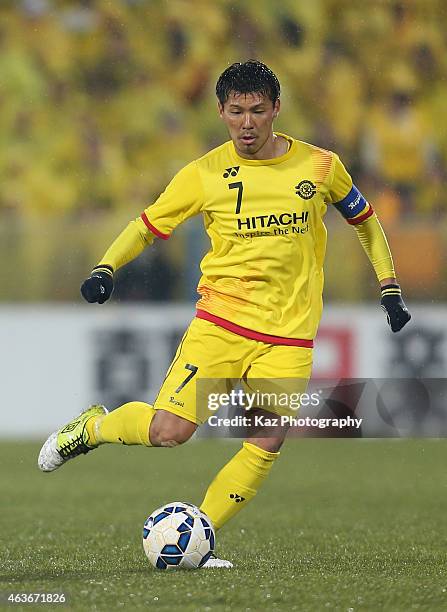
[229,181,244,214]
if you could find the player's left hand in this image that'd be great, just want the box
[380,284,411,332]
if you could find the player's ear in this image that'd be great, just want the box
[217,101,224,118]
[273,98,280,118]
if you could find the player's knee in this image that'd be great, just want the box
[150,411,197,447]
[153,427,194,447]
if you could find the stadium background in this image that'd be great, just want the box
[0,0,446,303]
[1,0,445,437]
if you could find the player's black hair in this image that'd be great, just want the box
[216,60,280,106]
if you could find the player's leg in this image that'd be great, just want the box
[88,404,198,447]
[200,345,312,531]
[148,319,254,569]
[244,407,291,452]
[38,318,246,471]
[149,409,197,447]
[199,413,288,531]
[38,324,198,472]
[37,325,191,471]
[85,324,202,449]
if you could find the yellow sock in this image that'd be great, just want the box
[200,442,279,530]
[86,401,156,447]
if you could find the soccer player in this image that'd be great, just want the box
[38,61,411,568]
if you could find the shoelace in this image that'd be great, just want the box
[58,435,90,458]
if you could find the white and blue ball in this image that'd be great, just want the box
[142,501,215,570]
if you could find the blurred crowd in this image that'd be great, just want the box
[1,0,446,301]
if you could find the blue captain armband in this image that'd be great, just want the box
[333,185,372,224]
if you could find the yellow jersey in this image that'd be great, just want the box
[139,132,372,345]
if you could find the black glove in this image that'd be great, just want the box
[81,266,114,304]
[380,284,411,332]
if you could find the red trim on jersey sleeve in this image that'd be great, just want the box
[141,212,170,240]
[196,309,314,348]
[347,205,374,225]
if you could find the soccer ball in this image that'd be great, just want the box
[142,501,215,570]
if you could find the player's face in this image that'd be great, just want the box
[218,91,280,159]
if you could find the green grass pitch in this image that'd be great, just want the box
[1,439,447,611]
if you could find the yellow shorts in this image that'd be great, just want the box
[153,317,313,425]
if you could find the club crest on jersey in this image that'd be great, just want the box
[295,180,317,200]
[223,166,240,178]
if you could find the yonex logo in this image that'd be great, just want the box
[229,493,245,503]
[223,166,240,178]
[295,180,317,200]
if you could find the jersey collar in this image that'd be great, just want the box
[230,132,296,166]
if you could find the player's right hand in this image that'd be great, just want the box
[81,266,114,304]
